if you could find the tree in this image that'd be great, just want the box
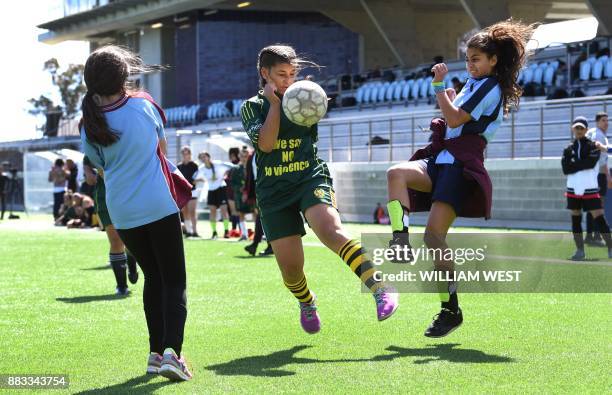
[28,58,86,136]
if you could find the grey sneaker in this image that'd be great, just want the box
[570,250,585,261]
[146,352,163,374]
[159,348,193,381]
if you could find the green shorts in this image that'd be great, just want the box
[259,178,337,242]
[234,192,253,214]
[94,177,112,228]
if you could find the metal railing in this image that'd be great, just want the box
[314,94,612,162]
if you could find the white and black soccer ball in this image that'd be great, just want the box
[282,80,328,127]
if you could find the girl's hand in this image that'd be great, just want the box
[595,141,607,152]
[263,81,280,105]
[431,63,448,83]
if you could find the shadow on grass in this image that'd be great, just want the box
[56,294,130,304]
[233,255,273,260]
[206,343,513,377]
[80,265,111,271]
[74,374,174,395]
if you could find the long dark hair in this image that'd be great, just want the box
[257,44,320,88]
[467,19,535,114]
[81,45,162,146]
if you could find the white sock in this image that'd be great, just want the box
[185,220,193,234]
[239,221,247,237]
[403,214,410,229]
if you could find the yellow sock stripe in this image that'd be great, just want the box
[293,287,311,298]
[349,254,364,272]
[342,244,362,263]
[285,280,307,291]
[284,276,306,290]
[299,293,314,303]
[338,239,357,258]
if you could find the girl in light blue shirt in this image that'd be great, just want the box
[80,45,192,381]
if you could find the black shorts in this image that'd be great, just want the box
[598,173,608,196]
[207,187,228,208]
[421,158,474,215]
[566,195,602,211]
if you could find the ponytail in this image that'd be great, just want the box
[467,19,536,114]
[81,92,119,146]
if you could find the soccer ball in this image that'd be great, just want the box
[282,80,328,127]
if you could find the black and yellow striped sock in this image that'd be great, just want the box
[338,239,382,292]
[284,275,314,304]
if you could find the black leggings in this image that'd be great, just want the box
[117,213,187,355]
[53,192,64,219]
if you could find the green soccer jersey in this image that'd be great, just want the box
[240,91,331,211]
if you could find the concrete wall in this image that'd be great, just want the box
[328,158,596,230]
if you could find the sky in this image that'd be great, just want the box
[0,0,88,142]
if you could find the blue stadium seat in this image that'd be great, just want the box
[606,59,612,79]
[411,78,422,99]
[592,58,604,80]
[378,82,389,102]
[393,80,405,101]
[363,83,374,103]
[579,61,591,81]
[587,56,597,64]
[420,76,432,98]
[550,60,559,70]
[401,79,413,100]
[523,68,534,84]
[386,81,397,101]
[533,63,546,85]
[367,83,378,103]
[543,65,555,86]
[355,85,366,104]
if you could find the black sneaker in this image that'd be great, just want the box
[244,244,257,256]
[224,230,230,239]
[388,232,414,263]
[211,231,218,240]
[424,308,463,338]
[259,244,273,256]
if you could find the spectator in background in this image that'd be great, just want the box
[451,77,464,94]
[227,147,241,236]
[585,112,610,246]
[368,66,382,79]
[48,158,68,219]
[65,159,78,193]
[562,116,612,261]
[177,146,200,238]
[373,203,385,224]
[571,52,587,82]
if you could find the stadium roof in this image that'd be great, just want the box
[38,0,607,44]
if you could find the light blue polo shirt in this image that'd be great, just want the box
[436,76,503,164]
[80,95,178,229]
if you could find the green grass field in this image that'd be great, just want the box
[0,217,610,394]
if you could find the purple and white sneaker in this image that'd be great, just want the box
[159,348,193,381]
[374,287,399,321]
[146,352,163,374]
[299,294,321,334]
